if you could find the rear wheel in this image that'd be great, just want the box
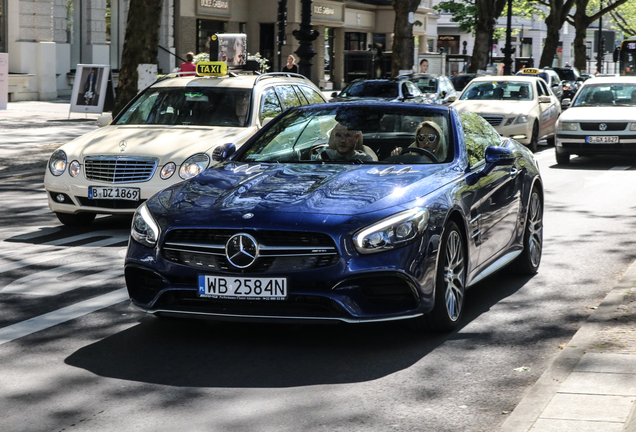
[56,212,96,227]
[512,188,543,275]
[527,122,539,153]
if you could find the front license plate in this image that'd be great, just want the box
[586,136,619,144]
[88,186,140,201]
[198,275,287,300]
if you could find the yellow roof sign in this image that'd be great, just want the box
[196,61,228,77]
[520,68,539,75]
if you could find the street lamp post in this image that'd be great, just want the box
[502,0,514,75]
[292,0,320,80]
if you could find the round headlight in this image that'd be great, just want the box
[49,150,67,176]
[179,154,210,180]
[161,162,176,179]
[69,160,81,177]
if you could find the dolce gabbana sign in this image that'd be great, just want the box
[310,2,343,23]
[314,5,335,15]
[198,0,231,16]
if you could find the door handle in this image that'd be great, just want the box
[509,167,520,177]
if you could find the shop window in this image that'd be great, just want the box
[345,32,367,51]
[197,19,228,55]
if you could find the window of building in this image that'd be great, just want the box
[197,19,228,56]
[345,32,367,51]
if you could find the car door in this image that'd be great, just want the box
[461,112,521,268]
[536,80,559,137]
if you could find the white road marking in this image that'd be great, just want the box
[0,288,129,346]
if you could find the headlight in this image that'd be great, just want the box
[131,203,160,247]
[559,122,578,131]
[179,154,210,179]
[69,160,81,177]
[161,162,176,179]
[353,208,429,254]
[514,114,529,124]
[49,150,67,176]
[630,123,636,131]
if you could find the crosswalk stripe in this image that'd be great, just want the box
[0,288,129,346]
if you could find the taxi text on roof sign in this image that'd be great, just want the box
[196,61,228,76]
[520,68,540,75]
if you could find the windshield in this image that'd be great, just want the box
[553,68,578,81]
[239,106,452,165]
[572,83,636,107]
[409,76,439,93]
[340,81,399,98]
[115,87,252,127]
[460,81,533,101]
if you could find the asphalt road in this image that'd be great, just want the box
[1,124,636,431]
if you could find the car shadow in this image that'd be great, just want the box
[548,155,636,170]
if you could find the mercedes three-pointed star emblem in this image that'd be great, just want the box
[119,140,127,152]
[225,233,259,268]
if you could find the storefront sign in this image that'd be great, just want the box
[201,0,228,8]
[314,5,335,15]
[197,0,231,17]
[309,1,343,24]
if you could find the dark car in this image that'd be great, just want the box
[125,102,543,331]
[331,79,424,103]
[400,73,458,105]
[551,66,584,99]
[450,73,478,92]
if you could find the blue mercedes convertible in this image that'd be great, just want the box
[125,102,543,331]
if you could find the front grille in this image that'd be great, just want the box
[479,115,504,127]
[580,122,627,131]
[84,156,158,183]
[162,229,340,273]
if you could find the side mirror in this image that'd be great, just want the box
[485,146,516,165]
[331,92,339,98]
[211,143,236,162]
[538,95,552,104]
[561,98,571,109]
[447,95,457,103]
[96,113,112,127]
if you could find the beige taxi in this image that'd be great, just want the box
[45,67,326,226]
[451,75,561,152]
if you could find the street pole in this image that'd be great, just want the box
[292,0,320,80]
[596,0,603,73]
[502,0,513,75]
[277,0,287,72]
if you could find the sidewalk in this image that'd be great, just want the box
[3,100,636,431]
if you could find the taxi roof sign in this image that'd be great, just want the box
[196,61,228,77]
[519,68,540,75]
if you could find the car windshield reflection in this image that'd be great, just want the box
[460,81,534,101]
[571,83,636,107]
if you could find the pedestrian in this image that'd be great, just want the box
[419,59,429,74]
[180,52,197,77]
[282,55,299,73]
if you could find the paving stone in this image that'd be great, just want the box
[540,393,635,423]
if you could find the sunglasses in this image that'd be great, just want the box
[417,133,437,143]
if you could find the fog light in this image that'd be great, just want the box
[56,194,66,203]
[512,134,527,140]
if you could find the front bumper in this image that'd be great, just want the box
[556,133,636,156]
[494,123,533,145]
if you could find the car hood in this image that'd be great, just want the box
[332,96,396,102]
[153,162,456,219]
[559,106,636,122]
[451,100,535,115]
[60,125,257,161]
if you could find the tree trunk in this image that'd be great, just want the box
[539,6,563,68]
[572,0,590,72]
[469,0,506,73]
[391,0,421,77]
[113,0,164,116]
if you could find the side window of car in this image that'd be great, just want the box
[536,82,546,97]
[538,80,550,96]
[299,86,326,105]
[406,81,421,96]
[276,85,302,109]
[259,87,283,124]
[293,85,309,105]
[460,111,499,167]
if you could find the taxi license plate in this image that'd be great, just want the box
[586,136,619,144]
[198,275,287,300]
[88,186,140,201]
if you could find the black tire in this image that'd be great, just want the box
[417,221,467,332]
[527,122,539,153]
[555,149,570,165]
[546,136,555,147]
[512,188,543,275]
[56,212,96,227]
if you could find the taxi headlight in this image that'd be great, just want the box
[514,114,529,124]
[131,203,160,247]
[630,123,636,131]
[353,208,429,254]
[179,154,210,180]
[559,122,578,131]
[49,150,67,176]
[161,162,176,179]
[69,160,81,177]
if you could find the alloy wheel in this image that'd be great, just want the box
[444,230,465,321]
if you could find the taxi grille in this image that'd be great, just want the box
[84,156,158,183]
[162,229,340,273]
[580,122,627,131]
[479,115,504,127]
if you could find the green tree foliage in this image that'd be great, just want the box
[602,0,636,37]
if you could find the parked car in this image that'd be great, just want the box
[551,66,585,100]
[400,73,458,105]
[555,76,636,165]
[330,78,424,103]
[452,76,561,152]
[450,73,478,92]
[517,68,564,100]
[45,71,326,226]
[125,102,543,331]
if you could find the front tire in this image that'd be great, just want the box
[421,221,467,332]
[56,212,96,227]
[512,188,543,275]
[527,122,539,153]
[555,149,570,165]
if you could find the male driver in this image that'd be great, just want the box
[318,123,373,162]
[419,59,429,74]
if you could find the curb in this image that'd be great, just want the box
[500,260,636,432]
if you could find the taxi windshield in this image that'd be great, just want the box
[571,84,636,107]
[115,87,252,127]
[460,81,533,101]
[239,105,453,164]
